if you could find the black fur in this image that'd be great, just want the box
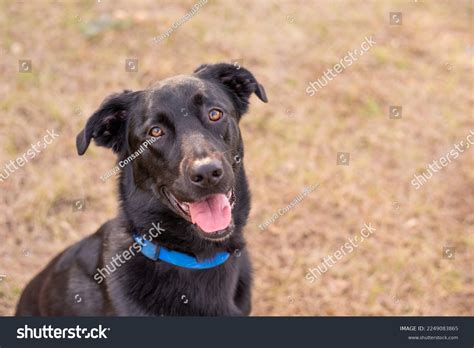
[16,63,267,316]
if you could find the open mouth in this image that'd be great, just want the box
[161,187,235,237]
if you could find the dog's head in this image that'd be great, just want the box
[76,63,267,241]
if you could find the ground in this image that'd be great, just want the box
[0,0,472,316]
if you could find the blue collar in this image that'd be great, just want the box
[132,234,230,270]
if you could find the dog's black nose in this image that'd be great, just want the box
[189,158,224,188]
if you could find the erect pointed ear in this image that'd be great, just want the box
[76,90,141,156]
[193,63,268,115]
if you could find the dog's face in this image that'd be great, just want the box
[76,63,267,241]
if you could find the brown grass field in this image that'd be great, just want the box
[0,0,473,316]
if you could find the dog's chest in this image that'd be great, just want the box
[110,256,242,316]
[162,261,240,315]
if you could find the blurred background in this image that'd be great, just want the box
[0,0,472,316]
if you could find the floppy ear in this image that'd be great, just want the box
[76,90,140,156]
[193,63,268,116]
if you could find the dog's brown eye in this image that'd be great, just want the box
[209,109,223,121]
[149,127,164,137]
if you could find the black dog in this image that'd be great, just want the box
[16,63,267,316]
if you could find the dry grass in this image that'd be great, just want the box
[0,0,472,316]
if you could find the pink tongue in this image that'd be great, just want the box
[188,194,231,233]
